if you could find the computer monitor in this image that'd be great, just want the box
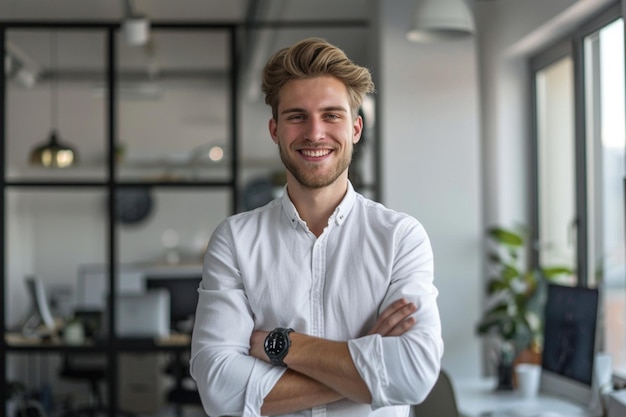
[145,276,200,333]
[22,276,56,335]
[76,264,144,311]
[540,283,600,407]
[116,289,171,338]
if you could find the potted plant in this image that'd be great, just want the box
[476,226,573,390]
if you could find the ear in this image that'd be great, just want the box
[269,118,279,144]
[352,115,364,145]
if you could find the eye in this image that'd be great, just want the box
[286,114,306,121]
[324,113,341,121]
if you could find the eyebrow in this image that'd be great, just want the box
[280,106,349,116]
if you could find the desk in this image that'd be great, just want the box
[5,331,195,414]
[452,377,598,417]
[5,331,190,351]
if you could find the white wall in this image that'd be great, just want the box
[377,0,483,378]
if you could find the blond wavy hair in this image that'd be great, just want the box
[262,37,375,119]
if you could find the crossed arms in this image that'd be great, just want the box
[248,298,418,415]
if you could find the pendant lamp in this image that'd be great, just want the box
[29,31,78,168]
[122,0,150,46]
[406,0,475,43]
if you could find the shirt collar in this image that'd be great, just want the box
[280,181,357,229]
[280,187,302,229]
[331,181,356,226]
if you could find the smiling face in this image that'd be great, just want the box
[269,76,363,190]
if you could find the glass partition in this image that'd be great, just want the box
[5,30,107,181]
[4,188,108,333]
[116,188,228,266]
[116,29,232,183]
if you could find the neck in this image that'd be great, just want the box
[286,176,349,237]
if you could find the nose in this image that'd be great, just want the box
[304,118,325,141]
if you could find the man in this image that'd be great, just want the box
[190,37,443,417]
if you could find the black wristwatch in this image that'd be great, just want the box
[264,327,294,367]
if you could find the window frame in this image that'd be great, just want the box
[529,2,624,287]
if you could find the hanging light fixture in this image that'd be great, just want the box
[406,0,475,43]
[122,0,150,46]
[29,31,78,168]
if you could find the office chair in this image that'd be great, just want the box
[163,350,202,417]
[57,354,107,417]
[58,354,141,417]
[411,369,460,417]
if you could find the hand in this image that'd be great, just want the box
[367,298,417,337]
[250,330,270,361]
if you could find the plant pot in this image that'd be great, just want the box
[512,345,542,388]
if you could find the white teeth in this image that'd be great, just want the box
[301,149,331,157]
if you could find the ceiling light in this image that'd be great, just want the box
[407,0,475,43]
[29,31,78,168]
[122,0,150,46]
[123,16,150,46]
[29,131,77,168]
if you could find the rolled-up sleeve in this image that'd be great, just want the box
[190,221,286,417]
[347,219,443,409]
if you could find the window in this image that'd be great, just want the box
[535,55,577,279]
[584,17,626,376]
[531,7,626,377]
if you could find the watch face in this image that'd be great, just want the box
[265,332,287,356]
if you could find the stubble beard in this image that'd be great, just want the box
[278,141,353,189]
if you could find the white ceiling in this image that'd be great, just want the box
[1,0,374,80]
[0,0,370,22]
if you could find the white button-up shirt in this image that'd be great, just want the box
[190,183,443,417]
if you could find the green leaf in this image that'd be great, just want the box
[488,252,503,264]
[501,264,519,282]
[479,224,574,353]
[487,279,507,293]
[485,302,509,315]
[522,271,538,291]
[488,227,524,247]
[513,293,529,310]
[542,266,573,279]
[476,309,514,336]
[501,319,516,340]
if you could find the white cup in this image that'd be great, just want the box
[516,363,541,399]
